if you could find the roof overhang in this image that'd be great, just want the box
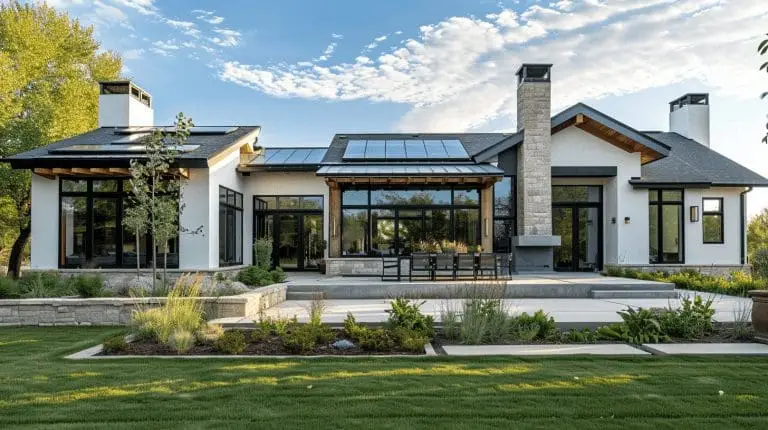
[552,104,670,164]
[552,166,617,177]
[629,179,768,189]
[473,131,524,162]
[317,164,503,186]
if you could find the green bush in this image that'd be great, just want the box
[283,325,317,353]
[0,277,19,299]
[102,335,127,353]
[238,266,287,287]
[561,329,597,343]
[131,275,205,344]
[256,315,294,337]
[658,296,715,340]
[387,298,434,338]
[17,272,70,298]
[440,309,461,341]
[254,238,273,270]
[516,310,557,340]
[392,327,429,352]
[603,266,625,277]
[71,274,107,298]
[343,313,365,339]
[613,268,766,297]
[195,323,224,344]
[357,328,395,352]
[459,299,513,344]
[512,322,540,342]
[215,330,247,354]
[270,267,286,283]
[168,330,195,354]
[598,307,669,344]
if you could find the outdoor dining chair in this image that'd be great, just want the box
[409,252,434,281]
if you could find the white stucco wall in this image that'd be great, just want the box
[551,126,647,265]
[209,150,251,268]
[683,187,745,265]
[246,171,330,256]
[98,94,153,128]
[30,174,59,269]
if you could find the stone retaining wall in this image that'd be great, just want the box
[607,264,751,277]
[0,284,286,327]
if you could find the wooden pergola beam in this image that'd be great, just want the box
[33,168,55,179]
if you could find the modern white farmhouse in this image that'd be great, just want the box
[5,64,768,276]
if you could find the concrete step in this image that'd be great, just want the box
[286,291,329,301]
[592,289,678,299]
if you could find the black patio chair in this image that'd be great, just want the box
[434,253,456,280]
[381,257,402,282]
[409,253,434,281]
[477,253,498,280]
[455,253,476,280]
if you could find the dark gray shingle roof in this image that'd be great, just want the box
[316,164,504,177]
[638,132,768,186]
[4,126,260,168]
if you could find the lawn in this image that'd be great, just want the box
[2,328,768,429]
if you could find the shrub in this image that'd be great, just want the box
[387,298,434,338]
[72,274,107,298]
[441,309,461,341]
[658,295,715,340]
[254,238,273,270]
[256,315,294,337]
[603,266,625,277]
[512,322,540,342]
[0,277,19,299]
[283,325,317,353]
[18,272,69,298]
[131,274,205,344]
[270,267,286,283]
[343,313,365,339]
[215,330,247,354]
[307,294,327,326]
[357,328,395,352]
[392,327,429,352]
[195,323,225,344]
[598,307,669,344]
[169,330,195,354]
[516,310,557,340]
[102,335,127,353]
[561,329,597,343]
[237,266,270,287]
[458,299,489,345]
[732,300,753,340]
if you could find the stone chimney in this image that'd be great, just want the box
[669,93,709,147]
[98,81,154,128]
[511,64,560,272]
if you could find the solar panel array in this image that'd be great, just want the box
[252,148,327,165]
[342,139,469,161]
[49,144,200,154]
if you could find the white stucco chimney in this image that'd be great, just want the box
[98,81,154,128]
[669,93,709,147]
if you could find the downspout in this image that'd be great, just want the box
[740,187,753,265]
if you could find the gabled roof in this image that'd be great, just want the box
[474,103,670,163]
[633,132,768,187]
[3,126,260,169]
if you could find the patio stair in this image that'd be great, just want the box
[591,289,678,299]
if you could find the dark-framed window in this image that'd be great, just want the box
[219,186,243,266]
[492,176,516,252]
[339,186,481,257]
[702,197,724,244]
[253,195,325,270]
[648,189,684,264]
[59,178,178,269]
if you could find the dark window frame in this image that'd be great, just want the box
[551,185,604,272]
[702,197,724,244]
[492,176,516,252]
[253,195,325,270]
[219,186,244,267]
[58,178,179,269]
[338,185,482,257]
[648,189,685,264]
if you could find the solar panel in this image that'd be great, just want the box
[188,126,238,135]
[404,140,427,159]
[385,140,406,159]
[266,148,294,164]
[364,140,386,159]
[113,127,155,135]
[304,148,327,164]
[111,133,151,144]
[424,140,448,158]
[285,148,312,164]
[49,144,199,154]
[441,139,469,159]
[343,140,367,159]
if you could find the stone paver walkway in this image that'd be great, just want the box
[442,344,649,356]
[642,343,768,355]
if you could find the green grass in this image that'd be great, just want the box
[2,328,768,429]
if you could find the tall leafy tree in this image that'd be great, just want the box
[748,208,768,262]
[126,113,193,286]
[0,2,121,277]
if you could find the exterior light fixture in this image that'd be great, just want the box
[624,217,631,224]
[690,205,700,223]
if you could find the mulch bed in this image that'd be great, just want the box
[102,329,423,356]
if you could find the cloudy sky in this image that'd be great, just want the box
[33,0,768,216]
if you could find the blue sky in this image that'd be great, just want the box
[36,0,768,216]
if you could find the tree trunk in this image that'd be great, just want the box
[163,241,168,288]
[6,224,30,279]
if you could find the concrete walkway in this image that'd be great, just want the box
[212,289,750,328]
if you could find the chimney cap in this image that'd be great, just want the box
[516,63,553,84]
[669,93,708,112]
[98,80,151,108]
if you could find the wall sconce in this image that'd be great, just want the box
[332,219,338,237]
[484,218,489,237]
[690,206,700,223]
[611,217,616,224]
[624,216,631,224]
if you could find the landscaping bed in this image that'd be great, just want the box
[603,266,766,297]
[103,328,423,356]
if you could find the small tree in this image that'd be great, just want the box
[126,113,193,286]
[121,204,147,278]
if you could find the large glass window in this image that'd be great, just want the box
[59,178,178,269]
[219,186,243,266]
[648,189,683,263]
[493,176,516,252]
[703,198,724,244]
[340,186,481,256]
[254,195,326,270]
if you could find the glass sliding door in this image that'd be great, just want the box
[303,215,324,269]
[552,185,603,272]
[92,198,118,267]
[254,195,325,270]
[648,190,683,264]
[577,207,600,270]
[278,215,300,269]
[553,207,574,271]
[60,196,88,267]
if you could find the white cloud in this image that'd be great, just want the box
[164,18,200,38]
[219,0,768,131]
[332,33,344,39]
[153,39,180,50]
[192,9,225,25]
[111,0,158,16]
[149,47,170,56]
[323,43,337,55]
[122,48,145,59]
[209,28,241,47]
